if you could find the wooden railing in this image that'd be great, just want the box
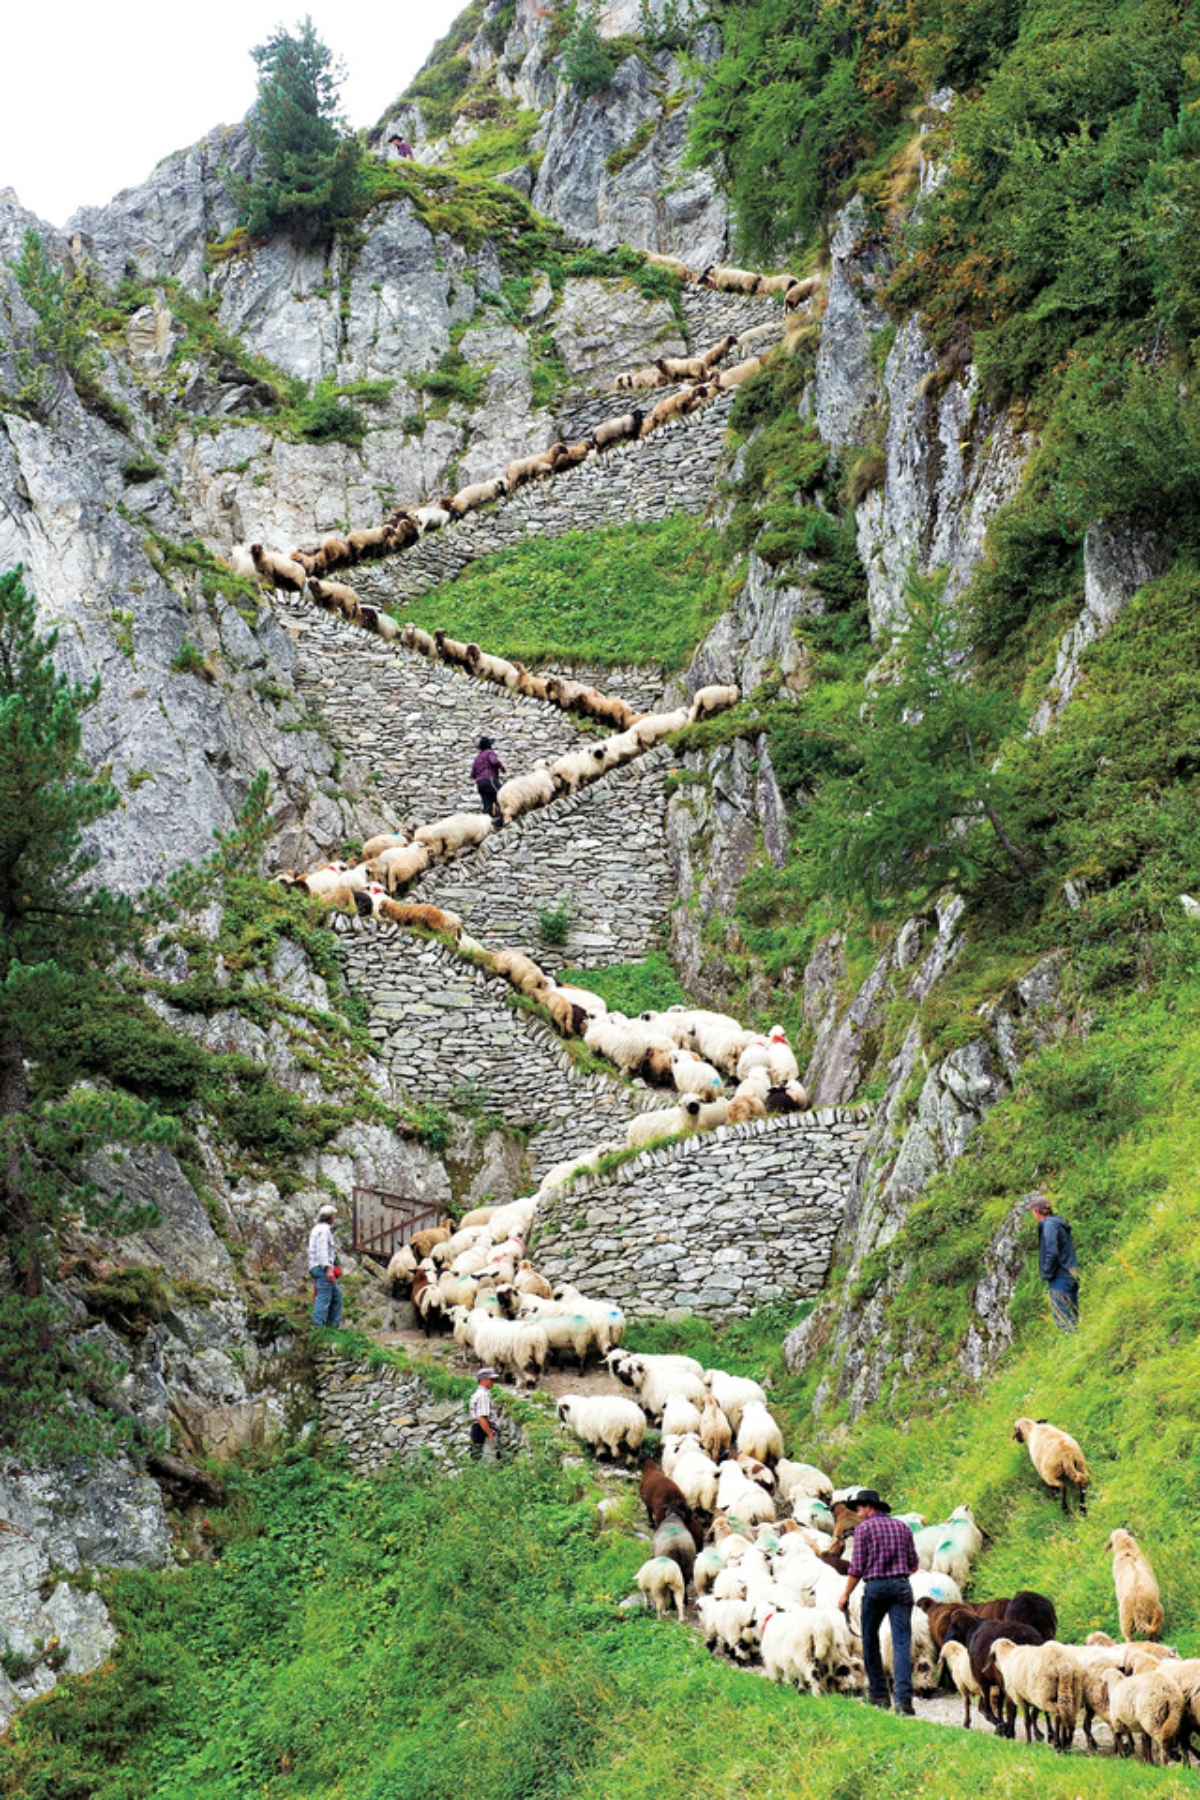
[351,1187,444,1262]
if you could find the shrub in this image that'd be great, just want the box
[563,4,618,97]
[537,898,575,947]
[171,640,218,682]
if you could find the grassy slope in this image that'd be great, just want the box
[386,516,727,670]
[2,1450,1191,1800]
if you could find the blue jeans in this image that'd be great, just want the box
[311,1266,343,1328]
[861,1577,914,1707]
[1048,1277,1079,1331]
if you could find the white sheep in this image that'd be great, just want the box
[760,1606,837,1697]
[694,1546,725,1596]
[538,1148,606,1192]
[497,765,556,824]
[699,1396,732,1463]
[775,1459,834,1504]
[1012,1416,1090,1514]
[551,746,606,794]
[695,1098,730,1131]
[932,1538,971,1591]
[546,1285,625,1354]
[716,1460,776,1527]
[625,1100,700,1150]
[765,1025,800,1085]
[668,1443,721,1512]
[736,1399,784,1465]
[610,1352,709,1421]
[940,1638,986,1728]
[553,982,607,1019]
[992,1637,1085,1749]
[669,1048,724,1097]
[456,1311,548,1386]
[690,684,740,720]
[374,842,431,892]
[705,1370,768,1431]
[486,1198,536,1243]
[944,1503,983,1559]
[1107,1528,1164,1641]
[527,1308,601,1372]
[697,1596,759,1662]
[632,706,690,749]
[638,1556,685,1623]
[556,1394,646,1461]
[661,1393,703,1436]
[414,813,493,857]
[1105,1666,1185,1763]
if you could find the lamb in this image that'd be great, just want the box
[1105,1666,1185,1764]
[699,1396,733,1464]
[414,503,451,534]
[1012,1417,1089,1515]
[1107,1529,1164,1641]
[589,409,642,450]
[309,577,361,622]
[414,813,493,856]
[448,475,506,517]
[638,1555,685,1623]
[939,1638,986,1729]
[497,765,556,823]
[373,842,431,893]
[250,544,307,592]
[728,1094,767,1124]
[766,1081,809,1113]
[690,683,741,720]
[698,1595,759,1661]
[558,1394,647,1462]
[700,264,762,295]
[669,1048,724,1097]
[736,1400,784,1465]
[401,622,437,656]
[705,1370,767,1432]
[625,1100,700,1150]
[717,357,764,390]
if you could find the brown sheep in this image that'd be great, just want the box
[700,332,739,371]
[757,272,800,296]
[785,274,823,310]
[514,663,550,701]
[640,388,697,436]
[504,444,568,489]
[655,354,709,382]
[615,366,667,392]
[1107,1530,1165,1641]
[375,898,463,939]
[250,544,307,593]
[700,264,761,295]
[433,628,472,667]
[318,533,354,569]
[557,439,591,468]
[401,622,436,656]
[448,476,507,517]
[643,251,695,281]
[386,513,421,547]
[362,831,410,860]
[492,947,550,999]
[347,524,393,559]
[577,688,637,730]
[309,578,361,623]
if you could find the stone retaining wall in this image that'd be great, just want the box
[534,1109,870,1319]
[334,922,668,1174]
[314,1351,522,1472]
[411,747,673,964]
[356,391,735,606]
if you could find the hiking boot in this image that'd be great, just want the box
[894,1702,916,1717]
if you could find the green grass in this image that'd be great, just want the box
[4,1443,1193,1800]
[386,515,727,670]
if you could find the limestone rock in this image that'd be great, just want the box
[1030,520,1168,732]
[813,198,889,451]
[125,296,185,375]
[215,237,342,385]
[339,201,478,383]
[551,276,684,386]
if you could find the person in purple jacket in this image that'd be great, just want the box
[471,736,505,822]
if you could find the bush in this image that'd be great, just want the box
[563,4,618,97]
[537,899,575,947]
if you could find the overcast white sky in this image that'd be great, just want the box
[1,1,469,227]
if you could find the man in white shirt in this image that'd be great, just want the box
[468,1368,500,1459]
[307,1202,343,1327]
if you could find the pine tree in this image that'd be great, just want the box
[244,18,363,243]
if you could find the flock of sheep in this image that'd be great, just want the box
[549,1365,1184,1765]
[221,254,824,644]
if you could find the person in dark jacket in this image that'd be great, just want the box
[1029,1194,1079,1330]
[471,737,505,822]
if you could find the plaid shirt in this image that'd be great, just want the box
[846,1512,919,1582]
